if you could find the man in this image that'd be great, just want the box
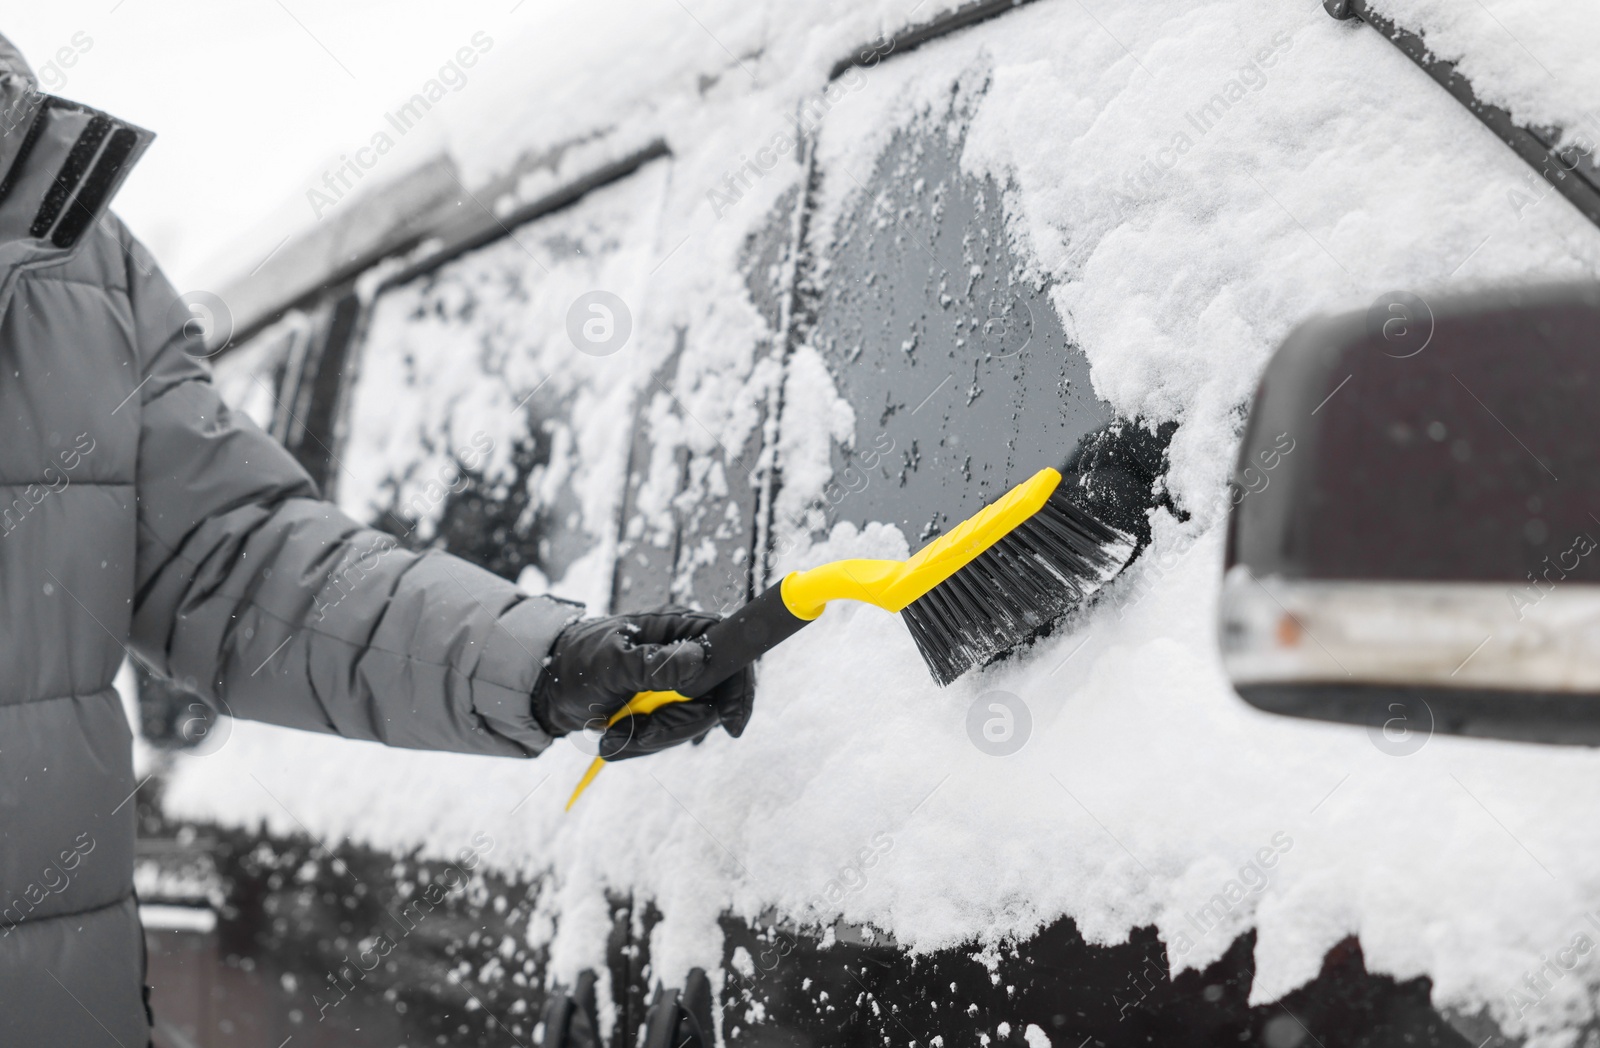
[0,32,751,1043]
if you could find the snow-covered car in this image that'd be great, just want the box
[137,1,1600,1045]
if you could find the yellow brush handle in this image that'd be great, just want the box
[564,689,690,810]
[780,468,1061,616]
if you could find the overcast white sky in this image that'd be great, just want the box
[3,1,570,290]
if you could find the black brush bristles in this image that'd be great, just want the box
[900,489,1137,686]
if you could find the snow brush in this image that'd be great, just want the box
[566,466,1137,808]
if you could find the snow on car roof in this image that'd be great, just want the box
[166,1,1600,1042]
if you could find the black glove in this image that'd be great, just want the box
[532,607,755,762]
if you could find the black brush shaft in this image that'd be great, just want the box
[678,581,811,698]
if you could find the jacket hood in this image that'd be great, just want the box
[0,32,36,88]
[0,30,152,302]
[0,34,39,238]
[1,31,38,184]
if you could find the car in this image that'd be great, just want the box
[136,1,1600,1045]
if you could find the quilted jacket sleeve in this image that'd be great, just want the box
[121,221,578,757]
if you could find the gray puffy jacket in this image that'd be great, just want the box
[0,33,573,1044]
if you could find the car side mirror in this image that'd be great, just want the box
[1220,283,1600,745]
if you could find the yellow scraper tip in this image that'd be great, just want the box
[563,688,693,810]
[565,759,605,811]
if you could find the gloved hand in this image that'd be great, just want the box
[532,607,755,761]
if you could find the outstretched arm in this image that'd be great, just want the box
[121,220,577,757]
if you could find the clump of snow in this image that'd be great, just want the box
[166,0,1600,1044]
[771,344,857,530]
